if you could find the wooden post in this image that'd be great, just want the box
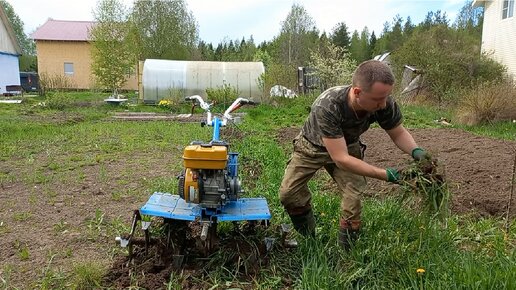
[506,149,516,233]
[138,60,144,103]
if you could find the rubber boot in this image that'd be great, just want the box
[289,209,316,237]
[339,219,361,251]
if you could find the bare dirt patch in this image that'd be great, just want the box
[0,150,181,288]
[103,221,270,289]
[276,127,516,218]
[0,115,264,289]
[19,110,87,124]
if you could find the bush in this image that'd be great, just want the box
[257,63,298,102]
[158,99,173,110]
[206,83,240,107]
[309,41,356,90]
[456,80,516,125]
[39,72,76,96]
[391,25,506,106]
[156,88,185,112]
[45,92,72,110]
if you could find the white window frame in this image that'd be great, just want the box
[502,0,514,19]
[64,62,74,75]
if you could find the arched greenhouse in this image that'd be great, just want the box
[142,59,265,103]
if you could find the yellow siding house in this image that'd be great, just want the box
[32,19,137,90]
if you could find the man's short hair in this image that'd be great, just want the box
[352,60,395,92]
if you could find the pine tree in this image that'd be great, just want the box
[330,22,351,50]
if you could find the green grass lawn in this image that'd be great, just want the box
[0,92,515,289]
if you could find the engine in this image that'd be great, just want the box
[178,143,241,208]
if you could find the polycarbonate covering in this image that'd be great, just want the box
[142,59,265,103]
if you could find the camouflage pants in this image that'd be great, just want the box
[279,134,367,220]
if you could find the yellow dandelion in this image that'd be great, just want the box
[416,268,425,274]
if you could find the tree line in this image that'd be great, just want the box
[1,0,505,103]
[85,0,509,101]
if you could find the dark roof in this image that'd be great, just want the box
[32,19,96,41]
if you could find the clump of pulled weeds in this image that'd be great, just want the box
[399,154,450,219]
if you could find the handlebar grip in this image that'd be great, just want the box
[240,99,259,105]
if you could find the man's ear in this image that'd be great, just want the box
[353,87,362,97]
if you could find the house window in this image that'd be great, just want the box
[126,67,134,78]
[503,0,514,19]
[64,62,74,75]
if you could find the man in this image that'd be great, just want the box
[279,60,429,250]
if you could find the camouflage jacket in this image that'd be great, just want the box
[301,85,403,148]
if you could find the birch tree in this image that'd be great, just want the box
[90,0,134,96]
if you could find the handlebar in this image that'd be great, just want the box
[185,95,258,127]
[223,97,260,121]
[185,95,211,111]
[239,99,259,106]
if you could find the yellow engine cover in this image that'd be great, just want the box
[183,168,199,203]
[182,145,228,169]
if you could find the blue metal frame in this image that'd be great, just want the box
[228,153,238,177]
[140,192,271,221]
[211,117,222,142]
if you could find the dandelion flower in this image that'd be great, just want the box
[417,268,425,274]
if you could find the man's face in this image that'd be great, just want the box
[353,82,393,112]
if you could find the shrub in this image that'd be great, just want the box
[456,80,516,125]
[45,92,72,110]
[257,63,298,102]
[158,98,182,112]
[39,72,76,96]
[158,99,173,109]
[206,83,240,107]
[391,25,506,106]
[309,41,356,90]
[156,88,185,112]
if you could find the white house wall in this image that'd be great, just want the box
[1,5,21,94]
[0,16,17,53]
[0,53,21,94]
[481,0,516,78]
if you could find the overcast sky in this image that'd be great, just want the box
[7,0,465,44]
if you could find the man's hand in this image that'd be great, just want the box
[386,167,417,183]
[412,147,440,176]
[386,168,401,183]
[387,160,442,184]
[411,147,430,161]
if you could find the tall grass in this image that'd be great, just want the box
[223,99,515,289]
[457,80,516,126]
[1,92,515,288]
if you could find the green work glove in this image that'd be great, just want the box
[386,168,400,183]
[411,147,429,161]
